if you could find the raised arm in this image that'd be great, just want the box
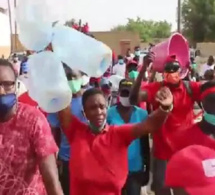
[58,105,85,143]
[115,87,173,146]
[130,53,154,104]
[132,87,173,138]
[58,106,72,131]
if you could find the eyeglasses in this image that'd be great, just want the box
[0,81,15,91]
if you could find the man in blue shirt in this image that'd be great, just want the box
[48,66,87,195]
[107,79,150,195]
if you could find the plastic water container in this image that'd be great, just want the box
[28,51,72,113]
[52,25,112,77]
[0,13,11,58]
[152,33,190,72]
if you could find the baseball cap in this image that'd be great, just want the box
[164,55,180,73]
[166,145,215,195]
[119,78,133,90]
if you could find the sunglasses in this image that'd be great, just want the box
[164,62,180,73]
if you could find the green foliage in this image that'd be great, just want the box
[182,0,215,42]
[111,17,172,42]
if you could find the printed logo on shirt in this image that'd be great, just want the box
[202,158,215,177]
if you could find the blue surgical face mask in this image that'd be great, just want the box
[204,112,215,126]
[0,93,16,118]
[118,59,124,65]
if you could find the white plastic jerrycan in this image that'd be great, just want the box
[28,51,72,113]
[52,25,112,77]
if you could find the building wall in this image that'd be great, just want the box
[12,31,141,56]
[92,31,141,55]
[196,42,215,57]
[0,46,10,58]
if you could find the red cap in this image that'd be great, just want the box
[127,60,138,66]
[166,145,215,195]
[165,55,177,63]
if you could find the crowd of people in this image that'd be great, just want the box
[1,42,215,195]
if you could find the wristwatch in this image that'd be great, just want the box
[159,104,173,113]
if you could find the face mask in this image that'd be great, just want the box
[129,70,139,79]
[135,51,140,56]
[118,59,124,65]
[204,112,215,126]
[68,79,82,94]
[88,119,107,134]
[163,72,180,84]
[0,93,16,118]
[82,75,90,86]
[119,96,130,107]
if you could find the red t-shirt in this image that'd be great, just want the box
[18,92,47,116]
[143,81,201,160]
[64,116,135,195]
[0,103,58,194]
[170,123,215,156]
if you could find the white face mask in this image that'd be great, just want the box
[119,96,130,107]
[82,75,90,86]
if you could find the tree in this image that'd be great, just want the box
[111,17,172,42]
[182,0,215,42]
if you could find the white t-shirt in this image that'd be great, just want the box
[112,63,126,77]
[199,64,215,77]
[19,74,29,90]
[16,79,27,97]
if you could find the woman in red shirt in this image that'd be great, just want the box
[58,87,173,195]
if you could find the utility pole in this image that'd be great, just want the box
[7,0,13,53]
[14,0,17,52]
[177,0,182,33]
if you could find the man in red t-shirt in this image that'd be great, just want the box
[130,54,201,195]
[166,145,215,195]
[58,87,173,195]
[0,59,62,195]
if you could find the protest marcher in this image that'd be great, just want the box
[126,60,139,80]
[204,69,215,81]
[11,53,21,76]
[199,55,215,79]
[57,86,173,195]
[101,77,112,107]
[81,72,91,89]
[112,55,126,77]
[169,81,215,155]
[0,59,62,194]
[130,54,201,195]
[48,66,87,195]
[107,79,150,195]
[125,48,134,62]
[166,145,215,195]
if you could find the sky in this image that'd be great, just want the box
[0,0,178,32]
